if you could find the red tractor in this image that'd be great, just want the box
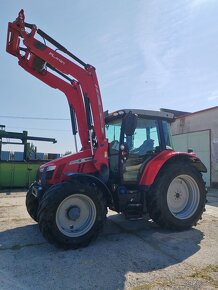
[6,10,207,249]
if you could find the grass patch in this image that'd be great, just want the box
[132,279,172,290]
[189,265,218,285]
[132,265,218,290]
[0,205,22,208]
[132,284,152,290]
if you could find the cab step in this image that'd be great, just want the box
[123,203,143,220]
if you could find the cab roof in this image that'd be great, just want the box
[104,109,174,122]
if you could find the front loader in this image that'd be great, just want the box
[6,10,207,249]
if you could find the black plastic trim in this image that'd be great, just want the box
[37,29,87,67]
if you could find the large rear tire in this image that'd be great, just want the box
[26,183,39,222]
[147,162,207,230]
[37,180,106,249]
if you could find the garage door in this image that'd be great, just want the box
[172,130,210,187]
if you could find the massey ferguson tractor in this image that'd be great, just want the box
[6,10,207,249]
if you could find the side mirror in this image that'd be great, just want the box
[122,111,137,136]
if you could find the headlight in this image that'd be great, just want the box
[46,165,56,172]
[38,165,56,184]
[45,165,56,180]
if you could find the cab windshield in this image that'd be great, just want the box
[105,119,122,143]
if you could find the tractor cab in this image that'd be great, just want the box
[105,109,174,184]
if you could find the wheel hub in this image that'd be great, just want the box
[167,175,200,219]
[175,192,180,199]
[56,194,97,237]
[67,206,80,221]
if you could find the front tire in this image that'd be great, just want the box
[147,162,207,230]
[37,180,106,249]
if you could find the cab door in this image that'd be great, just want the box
[122,118,160,183]
[105,118,122,181]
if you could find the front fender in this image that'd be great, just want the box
[66,173,113,206]
[139,150,207,186]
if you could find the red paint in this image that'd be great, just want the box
[139,150,199,186]
[6,10,108,175]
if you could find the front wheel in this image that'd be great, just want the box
[147,162,207,230]
[37,180,106,249]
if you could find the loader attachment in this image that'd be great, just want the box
[6,9,108,171]
[7,10,85,66]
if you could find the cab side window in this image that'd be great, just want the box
[126,119,160,156]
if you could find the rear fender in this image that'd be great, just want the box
[67,173,113,206]
[139,150,207,186]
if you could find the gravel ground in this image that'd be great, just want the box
[0,188,217,290]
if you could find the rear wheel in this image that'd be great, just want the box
[37,180,106,249]
[26,183,39,222]
[147,162,207,230]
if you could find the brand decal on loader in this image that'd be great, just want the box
[49,52,65,65]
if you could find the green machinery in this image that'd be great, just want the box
[0,125,57,188]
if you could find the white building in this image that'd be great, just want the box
[168,106,218,188]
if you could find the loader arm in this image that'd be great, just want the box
[6,10,108,171]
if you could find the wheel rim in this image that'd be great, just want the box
[167,175,200,219]
[56,194,96,237]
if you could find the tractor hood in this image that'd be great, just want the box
[38,149,94,185]
[39,149,92,171]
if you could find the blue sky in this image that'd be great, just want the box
[1,0,218,154]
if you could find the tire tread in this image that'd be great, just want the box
[37,180,106,249]
[147,161,207,230]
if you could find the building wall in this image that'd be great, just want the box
[171,108,218,187]
[172,130,210,186]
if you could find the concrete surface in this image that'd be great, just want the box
[0,189,218,290]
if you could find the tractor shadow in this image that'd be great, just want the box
[0,213,204,290]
